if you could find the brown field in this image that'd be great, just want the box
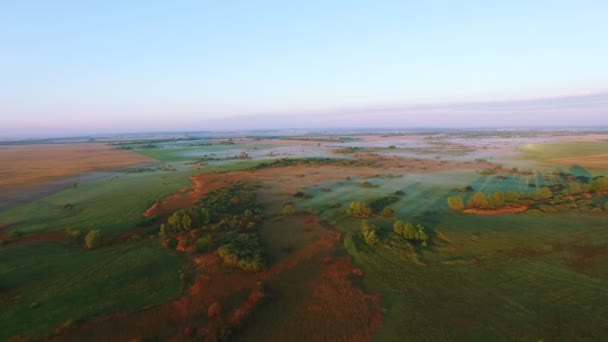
[547,154,608,169]
[0,143,154,188]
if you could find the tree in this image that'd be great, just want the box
[168,209,192,232]
[447,196,465,211]
[361,220,379,245]
[469,192,488,208]
[416,224,428,243]
[363,229,379,245]
[383,207,394,217]
[200,208,211,225]
[182,215,192,231]
[347,201,373,218]
[569,182,581,195]
[85,230,101,249]
[490,191,505,208]
[393,220,417,240]
[159,224,168,240]
[282,203,295,216]
[590,176,608,192]
[195,236,212,252]
[505,191,519,204]
[538,187,553,200]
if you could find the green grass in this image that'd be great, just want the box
[523,141,608,159]
[0,241,183,340]
[341,213,608,341]
[131,144,275,162]
[0,160,269,235]
[296,169,608,341]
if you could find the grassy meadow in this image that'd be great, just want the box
[1,133,608,340]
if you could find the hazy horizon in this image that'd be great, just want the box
[2,1,607,138]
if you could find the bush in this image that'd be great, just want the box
[447,196,464,211]
[605,202,608,211]
[195,236,212,253]
[85,230,101,249]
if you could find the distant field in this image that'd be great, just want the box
[0,143,153,188]
[2,133,608,341]
[523,141,608,159]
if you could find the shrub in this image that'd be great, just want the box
[604,202,608,211]
[447,196,464,211]
[85,230,101,249]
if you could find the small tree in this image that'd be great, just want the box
[569,182,581,195]
[200,208,211,225]
[361,220,379,245]
[85,230,101,249]
[538,187,553,200]
[393,220,416,239]
[383,207,394,217]
[447,196,464,211]
[469,192,488,208]
[195,236,212,253]
[159,224,168,240]
[347,201,373,218]
[282,203,295,216]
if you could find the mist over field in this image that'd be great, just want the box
[2,1,608,341]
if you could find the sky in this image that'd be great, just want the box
[1,1,608,138]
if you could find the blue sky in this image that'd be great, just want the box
[1,1,607,137]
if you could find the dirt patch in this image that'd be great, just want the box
[463,206,529,215]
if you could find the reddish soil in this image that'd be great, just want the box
[463,206,529,215]
[48,218,382,342]
[0,230,67,246]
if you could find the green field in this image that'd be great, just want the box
[523,141,608,159]
[0,241,183,340]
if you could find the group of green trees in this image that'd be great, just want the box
[64,228,101,249]
[217,232,264,272]
[447,177,608,213]
[359,219,429,247]
[360,220,380,245]
[393,221,428,247]
[347,201,373,218]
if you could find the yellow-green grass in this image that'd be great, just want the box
[0,160,268,235]
[0,241,183,340]
[522,141,608,159]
